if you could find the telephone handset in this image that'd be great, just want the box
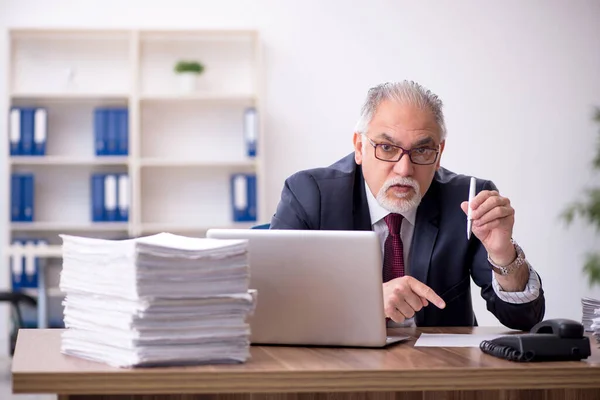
[480,318,592,362]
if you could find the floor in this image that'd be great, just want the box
[0,357,56,400]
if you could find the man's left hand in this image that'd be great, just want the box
[460,190,516,265]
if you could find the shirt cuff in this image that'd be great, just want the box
[491,261,541,304]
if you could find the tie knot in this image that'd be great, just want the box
[384,213,403,236]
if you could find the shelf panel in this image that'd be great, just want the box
[10,156,129,166]
[140,158,255,168]
[140,34,255,97]
[11,92,129,101]
[11,33,131,95]
[140,93,255,103]
[7,244,63,257]
[11,222,130,232]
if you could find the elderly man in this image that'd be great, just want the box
[270,81,544,330]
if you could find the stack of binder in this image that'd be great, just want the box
[9,107,47,156]
[59,232,257,368]
[91,173,129,222]
[94,107,129,156]
[10,239,47,291]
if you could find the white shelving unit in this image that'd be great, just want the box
[2,28,265,347]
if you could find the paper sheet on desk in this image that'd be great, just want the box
[414,333,505,347]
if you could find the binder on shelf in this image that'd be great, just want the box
[10,239,45,290]
[9,108,21,156]
[94,109,107,156]
[33,108,47,156]
[24,240,38,288]
[117,108,129,156]
[9,107,47,156]
[11,173,34,222]
[94,107,129,156]
[104,174,118,222]
[231,173,257,222]
[244,107,258,157]
[11,174,22,222]
[106,109,119,156]
[117,174,129,222]
[91,173,106,222]
[21,173,35,222]
[20,107,35,156]
[10,241,24,291]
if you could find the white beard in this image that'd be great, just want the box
[376,176,422,214]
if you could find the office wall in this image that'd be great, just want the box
[1,0,599,352]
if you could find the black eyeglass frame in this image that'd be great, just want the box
[365,137,440,165]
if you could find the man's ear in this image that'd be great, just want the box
[353,132,364,165]
[435,140,445,170]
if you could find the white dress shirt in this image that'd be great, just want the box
[364,181,541,327]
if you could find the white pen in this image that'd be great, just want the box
[467,177,476,240]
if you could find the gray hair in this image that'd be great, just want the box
[354,81,447,141]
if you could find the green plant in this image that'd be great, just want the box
[561,107,600,287]
[174,60,205,74]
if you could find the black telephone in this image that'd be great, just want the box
[479,318,592,362]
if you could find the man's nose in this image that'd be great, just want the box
[392,152,414,176]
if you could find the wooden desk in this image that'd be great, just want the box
[11,328,600,400]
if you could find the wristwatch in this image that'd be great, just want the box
[487,239,527,276]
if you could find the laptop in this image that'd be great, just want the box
[206,228,409,347]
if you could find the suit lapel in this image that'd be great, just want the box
[352,164,372,230]
[411,178,441,327]
[409,179,440,286]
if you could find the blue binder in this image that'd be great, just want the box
[33,108,47,156]
[11,174,22,222]
[231,173,257,222]
[10,240,23,291]
[104,174,118,221]
[117,173,129,222]
[22,240,39,288]
[106,109,119,156]
[21,174,34,222]
[91,173,106,222]
[94,108,107,156]
[9,107,21,156]
[244,108,258,157]
[20,108,35,156]
[117,108,129,156]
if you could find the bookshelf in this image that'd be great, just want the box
[2,28,265,345]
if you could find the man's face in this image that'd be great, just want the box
[353,100,445,213]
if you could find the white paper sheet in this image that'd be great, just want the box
[414,333,506,347]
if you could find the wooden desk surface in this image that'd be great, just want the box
[11,327,600,395]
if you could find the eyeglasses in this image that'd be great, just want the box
[366,137,440,165]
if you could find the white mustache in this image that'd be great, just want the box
[381,177,419,193]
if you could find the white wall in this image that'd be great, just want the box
[1,0,599,350]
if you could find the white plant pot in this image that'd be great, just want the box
[177,72,198,93]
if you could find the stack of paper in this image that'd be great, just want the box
[59,232,257,368]
[582,297,600,334]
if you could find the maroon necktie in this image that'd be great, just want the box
[383,213,405,283]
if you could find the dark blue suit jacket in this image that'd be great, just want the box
[270,153,545,330]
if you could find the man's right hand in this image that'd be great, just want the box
[383,276,446,322]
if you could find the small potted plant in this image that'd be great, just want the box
[174,60,205,93]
